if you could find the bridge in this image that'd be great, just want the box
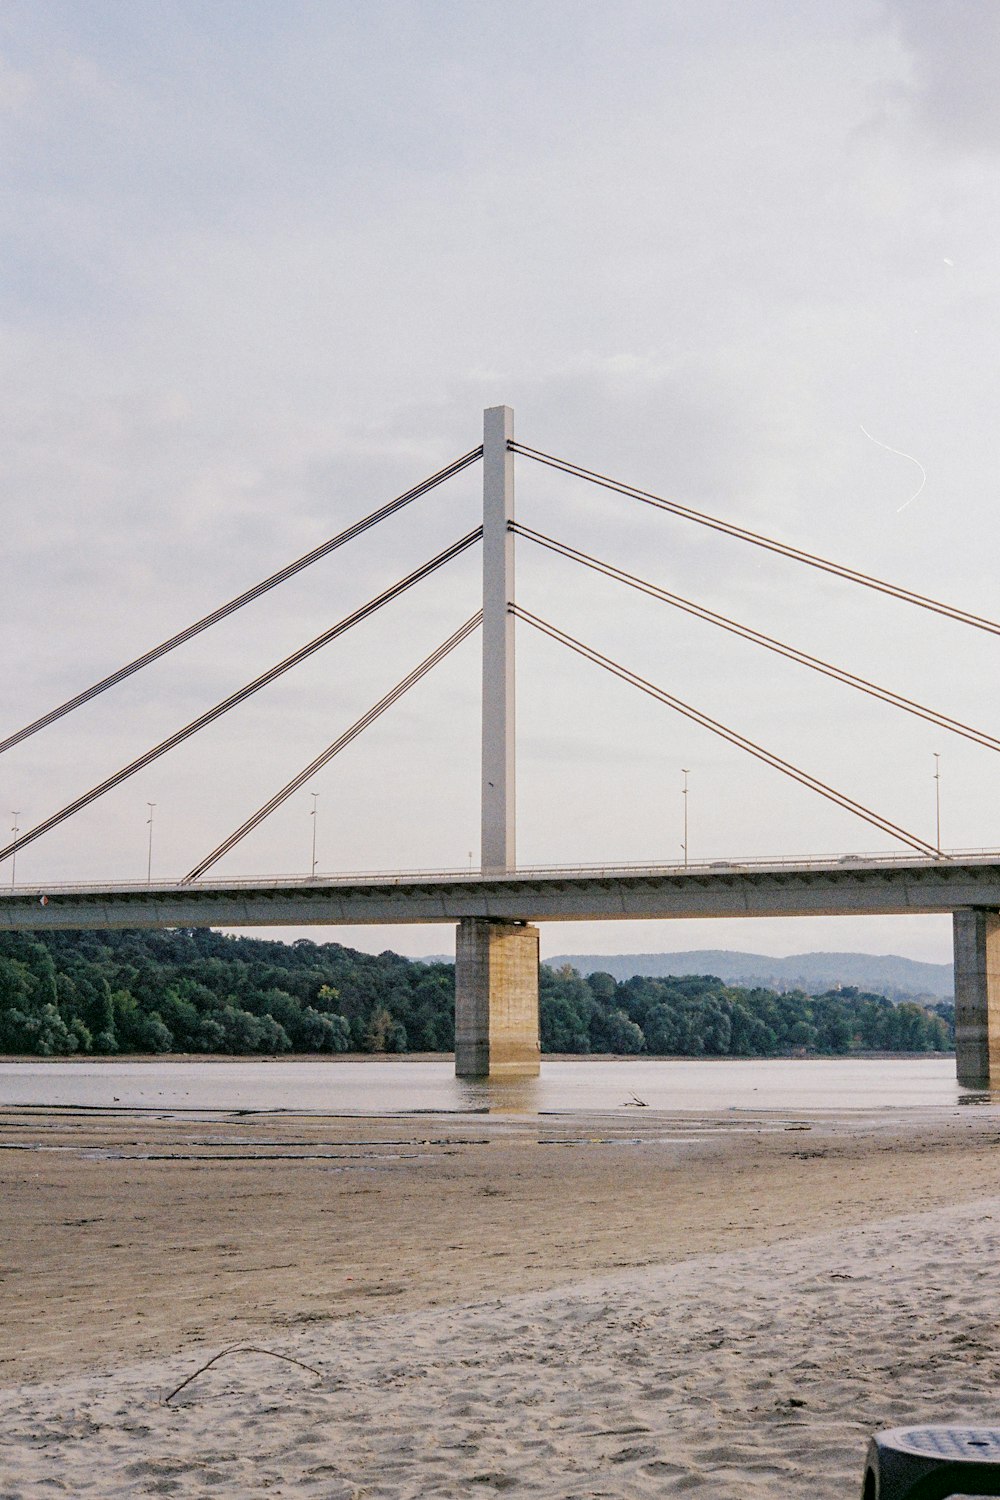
[2,408,999,1085]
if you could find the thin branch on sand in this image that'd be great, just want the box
[163,1345,323,1405]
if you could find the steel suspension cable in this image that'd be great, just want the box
[0,529,482,867]
[183,612,482,882]
[510,442,1000,637]
[512,604,940,858]
[512,523,1000,755]
[0,446,483,758]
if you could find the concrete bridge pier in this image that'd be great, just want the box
[455,917,541,1078]
[953,909,1000,1088]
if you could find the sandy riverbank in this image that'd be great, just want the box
[2,1105,1000,1495]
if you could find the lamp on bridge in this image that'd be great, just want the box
[145,803,155,886]
[10,811,19,891]
[681,769,689,869]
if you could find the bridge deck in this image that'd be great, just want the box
[2,852,1000,930]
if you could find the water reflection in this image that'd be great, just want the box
[455,1075,545,1114]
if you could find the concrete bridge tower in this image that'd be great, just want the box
[953,910,1000,1088]
[454,407,541,1078]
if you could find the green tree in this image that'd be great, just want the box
[595,1007,645,1055]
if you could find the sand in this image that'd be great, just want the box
[2,1103,1000,1495]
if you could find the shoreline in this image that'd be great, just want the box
[0,1048,958,1064]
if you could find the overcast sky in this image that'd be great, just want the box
[3,0,999,964]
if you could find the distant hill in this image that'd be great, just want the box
[541,950,953,1001]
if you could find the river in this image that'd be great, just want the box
[0,1055,995,1115]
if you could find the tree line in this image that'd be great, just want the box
[0,927,954,1058]
[541,965,953,1056]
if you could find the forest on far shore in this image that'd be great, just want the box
[0,927,955,1059]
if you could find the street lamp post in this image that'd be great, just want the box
[310,792,319,878]
[146,803,156,885]
[10,812,20,891]
[681,769,690,868]
[933,753,942,855]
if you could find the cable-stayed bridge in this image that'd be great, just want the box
[3,408,999,1086]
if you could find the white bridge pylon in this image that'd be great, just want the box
[481,405,516,878]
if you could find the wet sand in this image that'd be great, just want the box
[3,1104,1000,1384]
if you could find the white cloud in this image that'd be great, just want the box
[885,0,1000,153]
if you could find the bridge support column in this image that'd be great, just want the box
[953,909,1000,1088]
[455,917,540,1078]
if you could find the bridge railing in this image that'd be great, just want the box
[3,847,1000,899]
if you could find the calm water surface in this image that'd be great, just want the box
[0,1057,994,1115]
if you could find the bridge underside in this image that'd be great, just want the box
[3,858,1000,1084]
